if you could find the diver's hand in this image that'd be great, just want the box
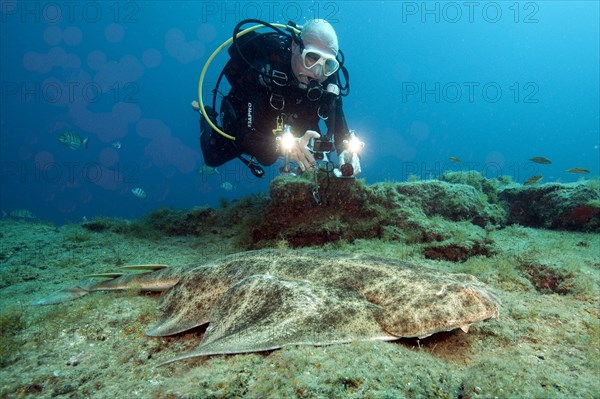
[191,100,200,112]
[284,130,320,172]
[335,150,362,177]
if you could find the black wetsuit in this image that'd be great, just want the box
[200,33,350,168]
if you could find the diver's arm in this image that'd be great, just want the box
[330,96,351,155]
[329,96,362,177]
[228,93,280,166]
[238,129,280,166]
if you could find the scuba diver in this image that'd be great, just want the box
[193,18,363,179]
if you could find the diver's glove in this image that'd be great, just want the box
[191,100,200,112]
[334,150,362,178]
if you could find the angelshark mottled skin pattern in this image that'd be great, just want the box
[35,249,500,365]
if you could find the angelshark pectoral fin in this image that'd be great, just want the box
[31,286,89,306]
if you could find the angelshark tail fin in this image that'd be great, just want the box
[31,286,89,306]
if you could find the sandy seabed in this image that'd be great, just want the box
[0,218,598,399]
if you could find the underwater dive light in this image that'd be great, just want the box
[277,125,296,173]
[340,131,365,177]
[280,125,296,151]
[346,134,365,154]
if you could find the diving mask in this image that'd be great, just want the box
[300,46,339,77]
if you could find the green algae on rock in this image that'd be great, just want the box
[499,181,600,231]
[251,175,505,248]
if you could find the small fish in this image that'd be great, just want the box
[566,168,590,174]
[59,131,88,150]
[448,157,461,163]
[567,168,590,174]
[220,182,234,191]
[111,141,122,149]
[197,164,219,175]
[5,209,36,219]
[528,157,552,165]
[524,175,543,185]
[131,187,148,200]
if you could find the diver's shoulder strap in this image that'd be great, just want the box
[224,33,291,90]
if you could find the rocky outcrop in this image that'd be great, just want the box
[499,183,599,231]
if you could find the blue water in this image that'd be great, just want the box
[1,1,598,224]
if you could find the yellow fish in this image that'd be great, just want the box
[528,157,551,164]
[448,157,462,163]
[524,175,543,185]
[566,168,590,174]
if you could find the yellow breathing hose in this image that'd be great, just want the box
[198,23,300,140]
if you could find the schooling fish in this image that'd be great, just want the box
[528,157,552,165]
[197,164,219,175]
[524,175,543,185]
[220,182,235,191]
[566,168,590,174]
[4,209,36,219]
[59,131,88,150]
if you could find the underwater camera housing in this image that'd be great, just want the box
[340,163,354,177]
[311,138,333,160]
